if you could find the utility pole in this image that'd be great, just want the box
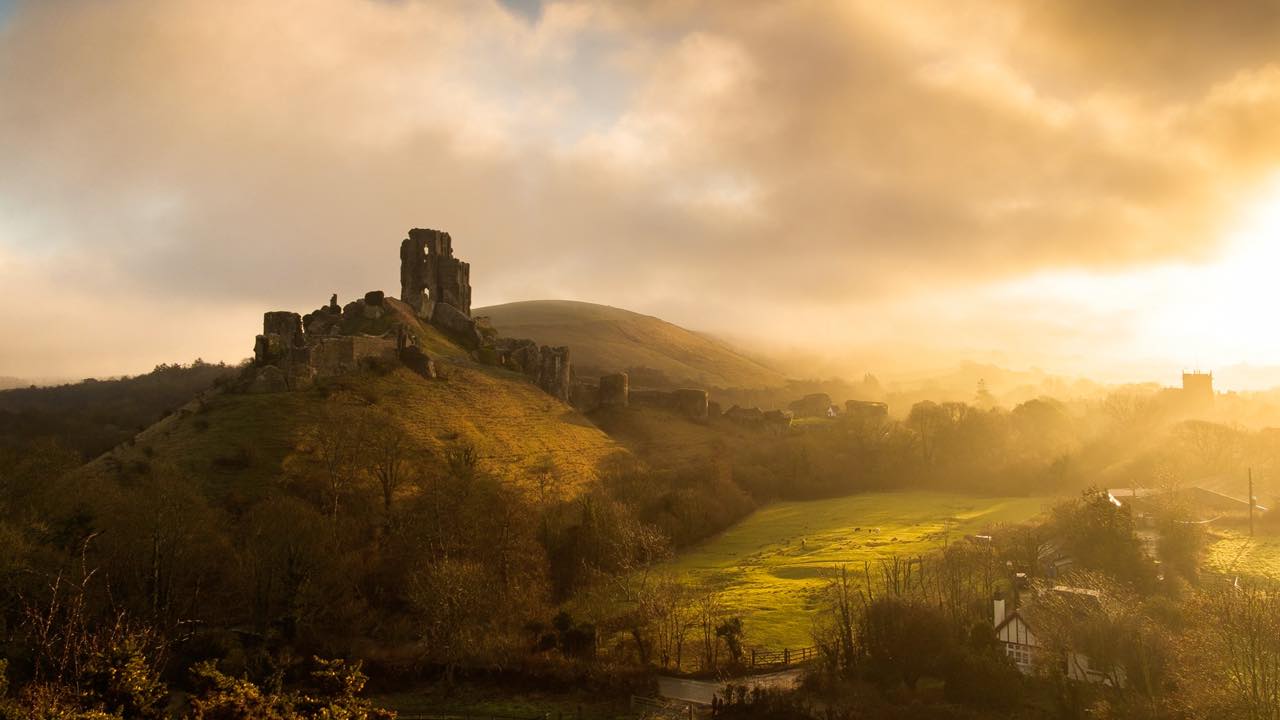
[1249,467,1255,537]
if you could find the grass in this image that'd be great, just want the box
[654,492,1051,649]
[477,300,785,389]
[590,406,752,470]
[1204,526,1280,581]
[80,329,627,502]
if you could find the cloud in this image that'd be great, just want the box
[1,0,1280,378]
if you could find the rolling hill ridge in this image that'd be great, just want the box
[478,299,786,390]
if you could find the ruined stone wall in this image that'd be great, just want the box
[401,228,472,316]
[399,233,430,313]
[599,373,629,408]
[311,335,398,378]
[570,381,600,413]
[254,311,306,368]
[263,311,304,348]
[628,387,710,420]
[494,338,541,377]
[537,346,572,402]
[248,292,433,393]
[672,388,709,419]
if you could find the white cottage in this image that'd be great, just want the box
[993,596,1036,673]
[992,593,1122,685]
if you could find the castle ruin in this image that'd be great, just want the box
[244,228,574,405]
[241,227,727,421]
[400,228,472,316]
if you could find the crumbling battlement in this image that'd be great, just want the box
[249,299,422,393]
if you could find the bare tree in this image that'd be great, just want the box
[308,397,370,528]
[814,565,860,676]
[1179,580,1280,720]
[695,589,726,672]
[363,409,412,529]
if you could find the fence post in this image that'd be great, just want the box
[784,648,790,666]
[750,648,756,667]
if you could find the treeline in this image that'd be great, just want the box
[697,396,1088,501]
[716,389,1280,503]
[0,360,238,459]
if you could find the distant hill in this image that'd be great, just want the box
[0,362,238,459]
[478,300,786,390]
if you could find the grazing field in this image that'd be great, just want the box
[657,492,1052,649]
[1204,528,1280,581]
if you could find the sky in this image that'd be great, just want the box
[3,0,1280,387]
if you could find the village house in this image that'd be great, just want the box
[993,590,1123,686]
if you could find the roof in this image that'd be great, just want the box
[1052,585,1101,599]
[994,609,1025,634]
[1001,585,1102,635]
[1106,486,1268,514]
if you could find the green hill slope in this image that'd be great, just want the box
[477,300,785,390]
[79,300,626,501]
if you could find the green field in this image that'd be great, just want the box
[657,492,1052,649]
[1205,528,1280,580]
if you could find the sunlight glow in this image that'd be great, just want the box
[983,175,1280,384]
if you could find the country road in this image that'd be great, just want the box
[656,668,804,705]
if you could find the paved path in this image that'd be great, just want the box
[656,668,803,705]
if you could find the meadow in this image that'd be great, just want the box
[656,491,1051,649]
[1204,527,1280,581]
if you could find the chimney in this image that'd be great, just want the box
[993,594,1006,628]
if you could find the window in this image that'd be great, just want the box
[1006,642,1032,667]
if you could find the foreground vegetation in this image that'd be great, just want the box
[5,346,1280,716]
[0,361,236,460]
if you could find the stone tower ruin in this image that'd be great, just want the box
[400,228,472,316]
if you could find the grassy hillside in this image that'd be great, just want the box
[477,300,785,389]
[79,302,626,500]
[590,405,743,470]
[653,492,1050,648]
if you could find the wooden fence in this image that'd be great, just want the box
[747,645,817,668]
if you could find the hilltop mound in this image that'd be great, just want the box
[477,300,785,389]
[79,298,625,500]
